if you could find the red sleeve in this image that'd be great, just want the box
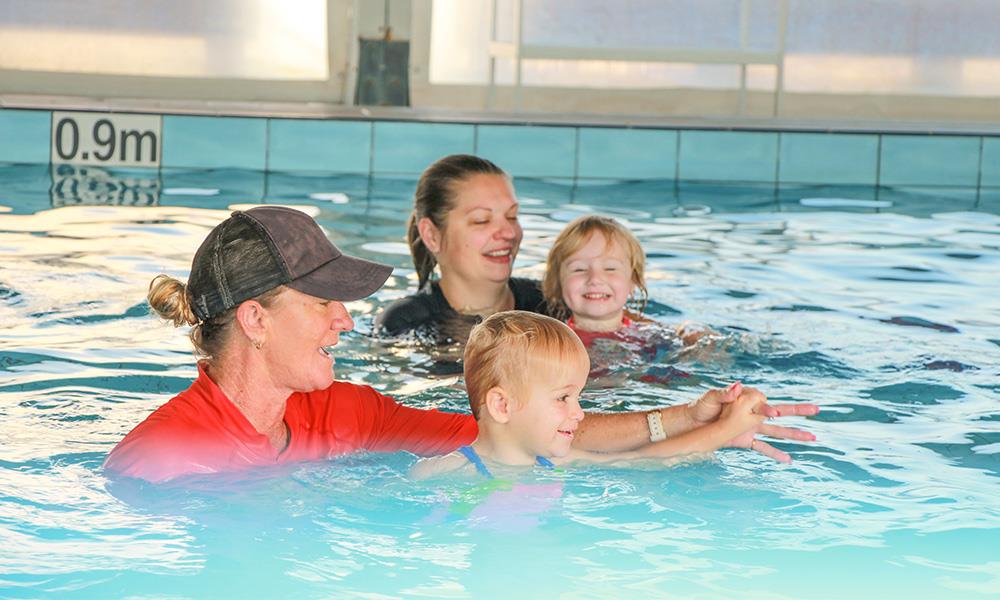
[345,385,478,456]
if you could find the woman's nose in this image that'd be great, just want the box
[331,302,355,332]
[496,218,516,240]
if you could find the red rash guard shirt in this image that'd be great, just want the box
[104,363,477,483]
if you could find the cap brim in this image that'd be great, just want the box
[288,253,393,302]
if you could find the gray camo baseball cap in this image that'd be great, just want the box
[187,206,392,321]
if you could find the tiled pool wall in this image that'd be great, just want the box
[1,108,999,205]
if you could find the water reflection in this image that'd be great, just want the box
[50,164,161,207]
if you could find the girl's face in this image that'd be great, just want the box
[429,174,522,286]
[559,232,634,327]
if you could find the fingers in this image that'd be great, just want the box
[750,439,792,463]
[756,403,780,418]
[758,423,817,442]
[698,383,740,408]
[736,386,768,415]
[770,403,821,417]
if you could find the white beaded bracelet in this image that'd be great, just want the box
[647,410,667,442]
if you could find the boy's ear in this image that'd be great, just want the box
[417,217,442,254]
[484,386,513,424]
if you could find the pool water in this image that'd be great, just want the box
[1,164,998,599]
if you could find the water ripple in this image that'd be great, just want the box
[0,175,998,597]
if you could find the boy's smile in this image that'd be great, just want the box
[507,355,589,461]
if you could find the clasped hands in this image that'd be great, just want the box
[689,382,820,463]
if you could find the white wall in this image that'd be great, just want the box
[0,0,328,80]
[427,0,1000,98]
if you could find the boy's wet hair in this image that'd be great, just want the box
[464,310,588,420]
[542,215,648,320]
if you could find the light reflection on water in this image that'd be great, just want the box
[0,168,998,598]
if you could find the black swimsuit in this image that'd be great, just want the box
[374,278,547,342]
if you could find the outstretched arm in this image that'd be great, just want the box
[572,384,740,452]
[564,387,767,466]
[572,383,819,462]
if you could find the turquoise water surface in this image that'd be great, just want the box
[1,164,998,599]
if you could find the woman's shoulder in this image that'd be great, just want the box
[509,278,546,313]
[374,284,449,336]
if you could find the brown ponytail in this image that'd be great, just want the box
[148,275,197,327]
[406,211,438,290]
[410,154,507,288]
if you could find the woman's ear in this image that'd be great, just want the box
[417,217,442,254]
[235,300,267,344]
[484,386,513,424]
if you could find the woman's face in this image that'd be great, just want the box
[431,174,522,286]
[262,288,354,393]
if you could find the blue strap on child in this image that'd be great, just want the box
[457,445,493,478]
[457,446,554,479]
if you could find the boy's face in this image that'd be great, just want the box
[508,352,589,459]
[559,232,633,325]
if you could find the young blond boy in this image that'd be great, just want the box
[411,310,767,480]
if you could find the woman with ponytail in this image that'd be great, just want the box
[375,154,547,340]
